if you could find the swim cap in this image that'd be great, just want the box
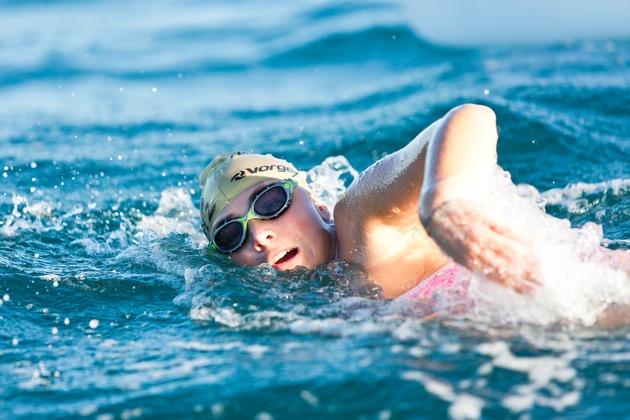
[199,152,312,240]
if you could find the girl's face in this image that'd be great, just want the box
[211,180,336,270]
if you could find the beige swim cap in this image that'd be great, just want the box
[199,152,312,240]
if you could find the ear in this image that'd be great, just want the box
[312,196,332,222]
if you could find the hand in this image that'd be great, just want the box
[423,200,542,294]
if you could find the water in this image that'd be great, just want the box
[1,0,630,418]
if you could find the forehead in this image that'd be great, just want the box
[212,179,278,229]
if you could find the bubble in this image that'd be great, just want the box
[52,327,58,335]
[211,404,224,416]
[89,319,100,329]
[3,294,9,302]
[300,390,319,406]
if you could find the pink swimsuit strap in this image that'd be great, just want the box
[396,263,459,299]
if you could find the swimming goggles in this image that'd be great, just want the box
[209,178,298,254]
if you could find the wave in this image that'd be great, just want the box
[264,25,463,68]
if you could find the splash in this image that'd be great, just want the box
[441,170,630,327]
[136,187,206,247]
[306,155,359,211]
[1,194,58,237]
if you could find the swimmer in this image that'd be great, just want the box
[199,104,629,300]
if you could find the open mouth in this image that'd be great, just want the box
[273,248,298,266]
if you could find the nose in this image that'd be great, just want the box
[247,219,276,252]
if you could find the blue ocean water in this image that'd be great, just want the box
[1,0,630,419]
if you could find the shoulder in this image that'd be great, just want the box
[333,150,428,266]
[333,104,496,249]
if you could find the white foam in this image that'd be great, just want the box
[39,274,62,282]
[307,155,358,211]
[402,371,455,400]
[123,357,222,383]
[476,340,580,414]
[189,306,242,327]
[1,195,60,237]
[26,201,54,218]
[449,170,630,327]
[401,371,484,420]
[171,341,243,352]
[541,178,630,207]
[502,393,536,413]
[137,187,206,247]
[245,344,270,358]
[449,394,484,420]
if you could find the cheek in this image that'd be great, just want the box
[231,249,260,267]
[287,201,322,232]
[291,203,330,245]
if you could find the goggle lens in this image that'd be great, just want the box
[211,180,296,254]
[253,185,288,217]
[213,220,245,252]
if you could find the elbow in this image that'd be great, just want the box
[446,103,496,124]
[440,104,498,142]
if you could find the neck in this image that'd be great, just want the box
[328,222,338,261]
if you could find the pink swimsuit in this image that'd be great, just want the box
[396,263,459,299]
